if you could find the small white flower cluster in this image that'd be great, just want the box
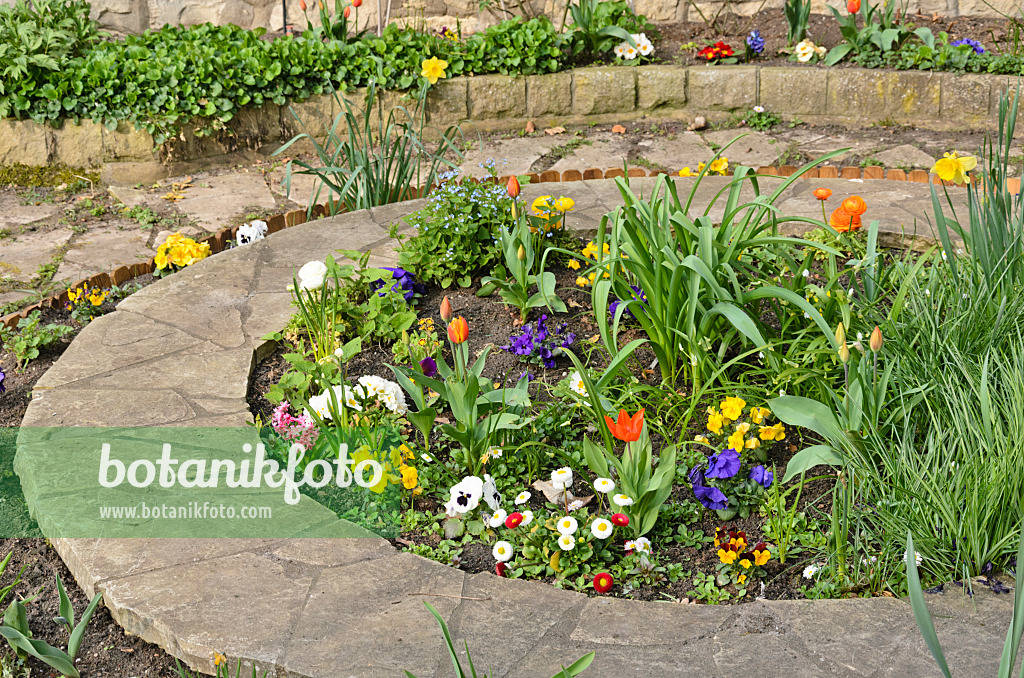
[306,376,407,419]
[794,39,827,62]
[615,33,654,60]
[624,536,651,554]
[236,219,267,246]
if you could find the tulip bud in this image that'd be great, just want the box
[343,5,351,16]
[834,322,846,346]
[517,244,526,261]
[839,343,851,364]
[870,326,883,352]
[847,0,860,11]
[299,0,307,9]
[506,175,520,198]
[401,329,410,345]
[440,296,452,322]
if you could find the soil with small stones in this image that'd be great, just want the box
[248,261,839,604]
[0,539,181,678]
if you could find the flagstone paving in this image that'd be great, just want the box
[14,176,997,677]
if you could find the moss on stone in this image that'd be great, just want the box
[0,164,100,188]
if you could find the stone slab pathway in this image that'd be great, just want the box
[13,178,990,677]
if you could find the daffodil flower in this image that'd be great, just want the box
[931,151,977,185]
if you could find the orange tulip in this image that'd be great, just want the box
[813,188,832,201]
[299,0,307,9]
[506,175,520,198]
[841,195,867,216]
[343,5,351,16]
[870,326,883,352]
[440,296,452,322]
[447,317,469,344]
[352,0,362,6]
[847,0,860,11]
[829,206,862,233]
[604,409,645,442]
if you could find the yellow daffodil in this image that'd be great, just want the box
[931,151,977,186]
[720,396,746,420]
[420,57,448,85]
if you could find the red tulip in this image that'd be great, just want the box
[343,5,351,17]
[847,0,860,12]
[593,572,614,594]
[447,317,469,344]
[604,408,644,442]
[610,513,629,527]
[353,0,363,6]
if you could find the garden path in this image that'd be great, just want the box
[14,177,1006,678]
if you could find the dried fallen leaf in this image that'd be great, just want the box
[567,299,583,309]
[525,120,536,133]
[544,126,566,135]
[611,124,626,134]
[588,334,600,343]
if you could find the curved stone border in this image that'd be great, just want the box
[15,176,1007,677]
[2,65,1021,176]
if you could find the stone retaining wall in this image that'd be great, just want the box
[2,66,1020,180]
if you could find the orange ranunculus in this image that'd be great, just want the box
[506,175,520,198]
[847,0,860,11]
[604,409,645,442]
[813,188,832,201]
[841,195,867,216]
[440,296,452,322]
[447,317,469,344]
[829,206,862,233]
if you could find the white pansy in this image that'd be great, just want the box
[297,260,328,291]
[515,491,531,505]
[569,371,587,396]
[594,478,615,493]
[591,518,613,539]
[612,494,633,507]
[557,516,579,535]
[558,534,576,551]
[445,476,484,516]
[236,220,268,246]
[488,509,508,528]
[492,540,513,562]
[482,474,502,511]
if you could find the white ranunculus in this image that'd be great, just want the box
[297,260,328,291]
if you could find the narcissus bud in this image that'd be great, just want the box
[517,244,526,261]
[870,326,883,352]
[839,343,851,364]
[835,322,846,346]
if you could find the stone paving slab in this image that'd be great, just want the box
[55,226,156,283]
[458,136,566,179]
[0,227,73,282]
[549,133,632,174]
[703,129,785,167]
[174,172,279,231]
[635,131,713,171]
[15,178,987,678]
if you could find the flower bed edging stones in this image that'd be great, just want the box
[3,66,1020,178]
[12,177,1009,678]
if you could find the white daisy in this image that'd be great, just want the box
[551,467,573,488]
[568,500,584,512]
[557,516,578,535]
[612,494,634,507]
[634,537,652,554]
[514,491,531,505]
[492,540,513,562]
[488,509,508,528]
[558,534,576,551]
[753,105,765,113]
[594,478,615,493]
[802,564,819,579]
[520,510,534,526]
[591,518,613,539]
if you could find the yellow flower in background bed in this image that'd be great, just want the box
[567,259,580,270]
[155,232,210,273]
[706,408,725,435]
[720,396,746,420]
[532,195,554,215]
[759,422,786,441]
[750,406,771,424]
[709,157,729,174]
[679,167,694,177]
[932,151,977,185]
[553,196,575,212]
[399,464,418,490]
[420,56,448,84]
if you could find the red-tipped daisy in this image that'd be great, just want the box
[593,572,614,594]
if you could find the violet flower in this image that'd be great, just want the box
[749,464,773,488]
[688,465,730,511]
[419,356,438,377]
[502,314,575,368]
[373,267,426,301]
[706,449,741,480]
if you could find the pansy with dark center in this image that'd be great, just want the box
[502,314,575,368]
[373,267,427,301]
[609,285,647,321]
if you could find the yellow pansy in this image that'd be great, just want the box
[750,407,770,424]
[931,151,977,186]
[709,157,729,175]
[739,558,752,569]
[707,409,725,435]
[737,573,747,585]
[759,422,786,441]
[679,167,694,177]
[720,396,746,420]
[575,276,590,287]
[753,548,770,566]
[399,464,418,490]
[718,549,738,564]
[745,437,760,450]
[420,57,448,84]
[727,430,745,452]
[567,259,580,270]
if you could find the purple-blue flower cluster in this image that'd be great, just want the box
[689,448,773,515]
[502,314,576,368]
[373,267,426,302]
[609,285,647,321]
[951,38,985,54]
[746,30,765,55]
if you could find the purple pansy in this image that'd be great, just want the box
[688,465,730,510]
[373,267,426,301]
[749,464,773,489]
[951,38,985,54]
[0,369,5,393]
[609,285,647,321]
[706,449,741,480]
[502,314,575,368]
[419,356,438,378]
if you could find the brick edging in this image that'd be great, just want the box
[3,165,1015,330]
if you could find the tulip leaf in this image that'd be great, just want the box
[782,445,844,484]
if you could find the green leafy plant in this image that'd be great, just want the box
[784,0,811,45]
[564,0,649,58]
[826,0,934,65]
[52,576,102,667]
[405,601,595,678]
[0,311,73,368]
[479,210,565,322]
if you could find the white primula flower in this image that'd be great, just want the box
[558,534,576,551]
[903,551,923,567]
[520,510,534,526]
[612,493,634,507]
[488,509,508,528]
[297,260,328,291]
[551,467,573,488]
[614,44,626,58]
[568,371,587,396]
[634,33,654,56]
[515,491,531,505]
[803,564,819,579]
[492,540,513,562]
[355,375,408,414]
[557,516,579,535]
[306,385,359,419]
[794,40,816,62]
[594,478,615,493]
[482,474,502,511]
[236,220,267,246]
[591,518,613,539]
[445,476,484,516]
[634,537,652,554]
